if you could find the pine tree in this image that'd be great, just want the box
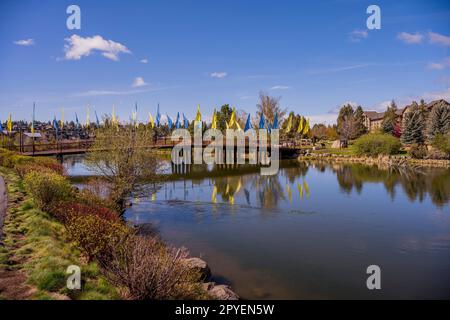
[354,106,367,137]
[381,100,398,135]
[427,101,450,140]
[401,102,425,144]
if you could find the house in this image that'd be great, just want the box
[363,109,404,132]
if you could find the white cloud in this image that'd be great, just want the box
[307,113,338,126]
[270,85,291,90]
[348,30,368,42]
[140,58,148,64]
[428,31,450,46]
[14,39,34,46]
[397,32,423,44]
[421,88,450,101]
[427,57,450,70]
[64,35,131,61]
[132,77,147,88]
[308,64,371,75]
[210,72,227,79]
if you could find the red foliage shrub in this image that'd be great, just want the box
[48,201,120,224]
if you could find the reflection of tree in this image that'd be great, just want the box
[253,175,285,209]
[282,162,309,184]
[331,163,450,207]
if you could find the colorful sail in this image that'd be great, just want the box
[258,113,265,130]
[303,118,310,135]
[285,114,293,133]
[156,104,161,127]
[195,105,202,122]
[86,106,90,128]
[167,115,173,129]
[183,113,189,128]
[297,116,304,134]
[95,110,100,126]
[244,114,251,132]
[7,114,12,133]
[75,112,80,128]
[211,109,217,130]
[272,113,279,130]
[60,108,65,129]
[175,112,180,129]
[148,112,155,128]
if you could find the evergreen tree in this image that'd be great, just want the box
[427,101,450,140]
[354,106,367,137]
[381,100,398,135]
[401,102,425,144]
[337,104,356,140]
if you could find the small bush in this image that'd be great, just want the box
[48,201,120,224]
[354,133,402,156]
[23,171,73,210]
[98,235,206,300]
[409,144,428,159]
[15,164,54,179]
[432,134,450,156]
[65,214,130,261]
[74,188,120,213]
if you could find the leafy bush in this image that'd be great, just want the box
[65,214,130,262]
[432,134,450,156]
[354,134,402,156]
[23,171,73,210]
[32,157,66,175]
[409,145,428,159]
[15,163,54,179]
[48,201,120,224]
[98,235,206,300]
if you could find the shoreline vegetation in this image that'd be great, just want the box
[0,148,238,300]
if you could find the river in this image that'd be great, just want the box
[64,155,450,299]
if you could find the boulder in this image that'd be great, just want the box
[331,140,341,149]
[203,282,239,300]
[184,257,211,280]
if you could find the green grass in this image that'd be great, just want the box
[0,167,121,300]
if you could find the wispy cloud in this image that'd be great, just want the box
[397,32,423,44]
[308,64,371,75]
[270,85,291,90]
[348,30,368,42]
[72,86,169,97]
[132,77,147,87]
[14,38,35,46]
[428,31,450,46]
[427,57,450,70]
[210,72,227,79]
[64,35,131,61]
[140,58,148,64]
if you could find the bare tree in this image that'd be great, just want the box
[256,92,287,125]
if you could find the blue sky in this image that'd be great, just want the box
[0,0,449,124]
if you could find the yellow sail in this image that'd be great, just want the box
[211,109,217,129]
[297,116,304,134]
[303,118,310,135]
[148,112,155,128]
[60,108,65,129]
[285,114,293,133]
[195,105,202,122]
[86,106,90,128]
[7,113,12,132]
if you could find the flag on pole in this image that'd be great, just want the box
[60,108,65,129]
[167,114,173,129]
[273,113,278,130]
[228,108,236,129]
[211,109,217,130]
[258,113,265,130]
[7,114,12,133]
[244,114,251,132]
[148,112,155,128]
[303,118,310,135]
[75,113,80,128]
[297,116,304,134]
[195,105,202,122]
[175,112,180,129]
[156,104,161,127]
[31,102,35,134]
[183,113,189,128]
[53,115,59,136]
[95,111,100,126]
[285,113,293,133]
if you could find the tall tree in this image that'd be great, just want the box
[381,100,398,135]
[427,101,450,140]
[354,106,367,137]
[256,92,287,125]
[401,102,425,144]
[337,104,357,140]
[215,104,233,131]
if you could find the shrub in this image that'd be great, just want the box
[432,134,450,156]
[23,171,73,210]
[74,189,120,213]
[32,157,66,175]
[65,214,130,262]
[409,144,428,159]
[98,235,206,300]
[48,201,120,224]
[15,163,54,179]
[354,134,402,156]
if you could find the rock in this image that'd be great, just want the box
[331,140,341,149]
[203,282,239,300]
[184,257,211,280]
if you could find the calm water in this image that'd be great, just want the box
[64,156,450,299]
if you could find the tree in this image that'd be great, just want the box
[311,124,328,140]
[381,100,398,135]
[86,121,160,211]
[256,92,287,125]
[337,104,357,140]
[215,104,233,131]
[401,102,425,145]
[427,101,450,140]
[354,106,367,137]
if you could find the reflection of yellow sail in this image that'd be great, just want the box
[151,193,156,202]
[235,179,242,194]
[211,186,217,203]
[286,184,292,203]
[225,183,230,194]
[297,183,303,199]
[229,195,235,205]
[303,180,310,198]
[134,197,140,204]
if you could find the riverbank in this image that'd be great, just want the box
[301,152,450,168]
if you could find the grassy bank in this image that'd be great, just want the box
[0,167,119,300]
